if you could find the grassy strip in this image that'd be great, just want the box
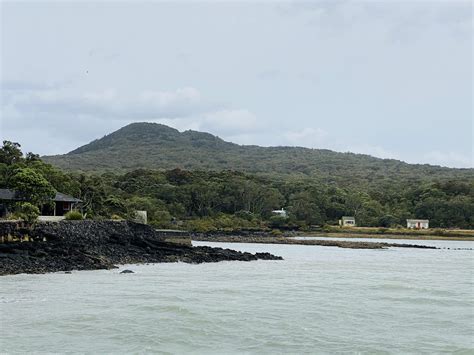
[313,226,474,240]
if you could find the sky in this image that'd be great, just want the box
[0,0,472,168]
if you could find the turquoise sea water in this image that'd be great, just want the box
[1,240,473,354]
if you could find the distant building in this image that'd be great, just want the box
[339,216,356,227]
[272,209,288,218]
[407,219,429,229]
[0,188,82,220]
[134,210,148,224]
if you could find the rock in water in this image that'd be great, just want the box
[120,270,134,274]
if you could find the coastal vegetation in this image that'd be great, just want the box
[64,210,84,220]
[14,202,40,225]
[1,140,473,231]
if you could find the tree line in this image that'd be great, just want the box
[1,141,473,230]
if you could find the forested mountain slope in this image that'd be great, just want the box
[2,139,472,228]
[43,122,472,186]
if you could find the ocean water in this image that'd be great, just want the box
[1,240,473,354]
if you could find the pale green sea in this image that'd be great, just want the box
[1,239,473,354]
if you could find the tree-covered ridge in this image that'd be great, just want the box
[2,141,473,229]
[43,123,473,187]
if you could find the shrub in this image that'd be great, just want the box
[322,225,333,233]
[378,215,398,228]
[271,229,282,236]
[186,219,217,233]
[15,202,40,225]
[269,215,287,228]
[432,228,447,236]
[65,210,83,220]
[153,210,172,227]
[235,210,254,221]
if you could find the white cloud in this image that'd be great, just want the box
[1,84,206,124]
[200,109,259,135]
[340,144,402,161]
[154,109,260,140]
[336,145,473,168]
[0,81,265,154]
[139,87,201,109]
[0,82,209,154]
[278,1,473,40]
[420,151,473,169]
[257,69,281,80]
[283,127,328,148]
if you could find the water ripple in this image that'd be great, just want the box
[1,241,473,354]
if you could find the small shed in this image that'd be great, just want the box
[133,210,148,224]
[407,219,429,229]
[340,216,356,227]
[53,192,82,216]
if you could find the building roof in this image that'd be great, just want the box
[54,192,82,203]
[0,189,17,200]
[407,219,429,223]
[342,216,355,220]
[0,188,81,203]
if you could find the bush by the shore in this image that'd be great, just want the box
[65,210,83,220]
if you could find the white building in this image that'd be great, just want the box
[272,209,288,218]
[339,216,356,227]
[134,210,148,224]
[407,219,429,229]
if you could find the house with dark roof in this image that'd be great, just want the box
[0,188,82,219]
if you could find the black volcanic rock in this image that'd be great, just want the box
[120,269,134,274]
[0,221,282,276]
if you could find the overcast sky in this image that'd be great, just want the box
[1,0,472,168]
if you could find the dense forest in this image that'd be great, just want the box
[43,123,472,187]
[2,141,473,230]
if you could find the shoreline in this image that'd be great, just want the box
[188,228,474,242]
[0,221,282,276]
[301,232,474,241]
[2,221,473,276]
[186,227,474,242]
[191,235,445,250]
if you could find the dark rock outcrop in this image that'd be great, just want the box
[0,221,282,276]
[120,269,134,274]
[191,234,440,249]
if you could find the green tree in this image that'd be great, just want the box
[288,191,323,225]
[378,214,398,228]
[0,141,23,165]
[10,168,56,205]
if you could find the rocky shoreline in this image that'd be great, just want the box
[0,221,282,276]
[191,234,440,249]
